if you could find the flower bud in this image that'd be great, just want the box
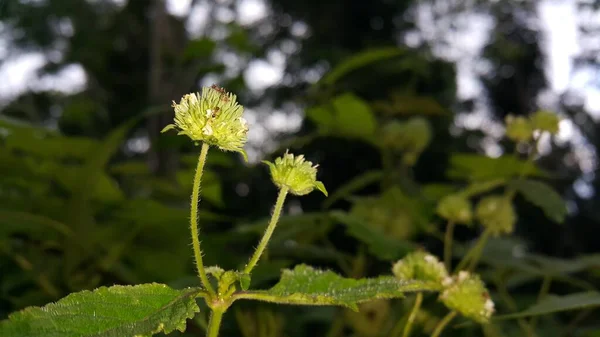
[436,194,473,224]
[531,110,560,135]
[505,115,533,143]
[475,195,515,235]
[392,251,448,287]
[439,271,495,323]
[161,85,249,160]
[263,151,327,196]
[381,118,432,166]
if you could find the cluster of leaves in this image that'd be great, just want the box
[1,47,600,337]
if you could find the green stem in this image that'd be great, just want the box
[325,312,345,337]
[191,143,216,298]
[494,275,537,337]
[530,275,552,330]
[402,292,423,337]
[443,221,456,271]
[207,309,225,337]
[243,187,289,275]
[430,311,456,337]
[466,228,492,272]
[455,228,492,272]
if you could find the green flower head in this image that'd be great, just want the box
[505,115,533,143]
[531,110,560,135]
[263,151,327,196]
[475,195,516,236]
[440,271,495,324]
[436,194,473,224]
[392,251,448,287]
[161,85,249,160]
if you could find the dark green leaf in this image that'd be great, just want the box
[233,264,434,311]
[496,292,600,319]
[510,179,567,223]
[323,170,383,209]
[320,48,406,85]
[183,38,216,60]
[0,209,73,238]
[331,211,416,260]
[448,154,546,181]
[0,283,202,337]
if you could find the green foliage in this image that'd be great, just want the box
[510,179,567,223]
[448,154,546,181]
[497,292,600,319]
[235,265,434,311]
[319,47,406,85]
[1,8,596,336]
[0,284,202,337]
[331,211,416,260]
[306,93,376,140]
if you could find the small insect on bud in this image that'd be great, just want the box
[263,150,327,196]
[161,85,249,160]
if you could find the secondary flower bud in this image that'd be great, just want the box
[531,110,560,135]
[392,251,448,287]
[505,115,533,143]
[475,195,515,235]
[161,85,249,159]
[436,194,473,224]
[263,151,327,196]
[381,118,432,166]
[439,271,495,323]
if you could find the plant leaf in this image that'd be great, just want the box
[496,292,600,319]
[0,283,203,337]
[447,154,546,181]
[320,48,406,85]
[510,179,567,223]
[331,211,416,260]
[331,93,377,138]
[233,264,435,311]
[323,170,383,209]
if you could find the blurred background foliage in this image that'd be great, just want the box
[1,0,600,336]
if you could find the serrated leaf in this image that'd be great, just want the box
[331,211,416,260]
[233,264,434,311]
[496,292,600,320]
[510,179,567,223]
[0,283,203,337]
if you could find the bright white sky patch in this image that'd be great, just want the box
[538,0,579,93]
[243,59,284,91]
[166,0,192,17]
[0,53,46,101]
[237,0,268,26]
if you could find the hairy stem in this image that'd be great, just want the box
[207,309,225,337]
[443,221,456,271]
[402,292,423,337]
[191,142,216,298]
[430,311,456,337]
[243,187,289,274]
